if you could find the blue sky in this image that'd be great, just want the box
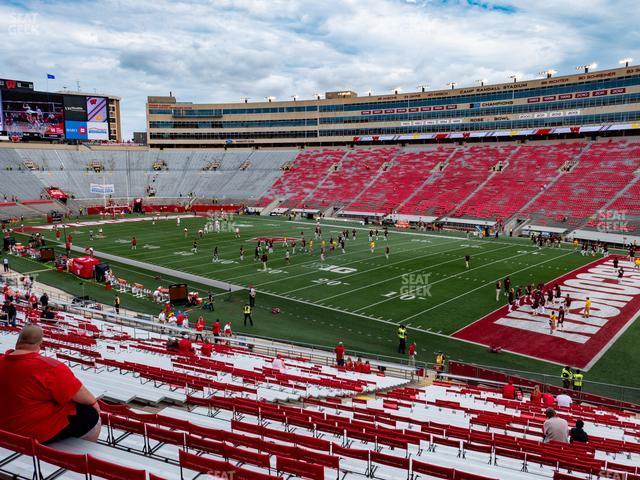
[0,0,638,139]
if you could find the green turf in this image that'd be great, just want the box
[10,214,640,395]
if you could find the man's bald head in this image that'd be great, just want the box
[16,324,43,350]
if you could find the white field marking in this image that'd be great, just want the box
[350,246,528,313]
[256,284,567,366]
[153,226,426,271]
[219,235,463,283]
[229,237,470,286]
[584,308,640,371]
[449,255,605,337]
[285,218,572,250]
[407,250,576,324]
[316,244,514,306]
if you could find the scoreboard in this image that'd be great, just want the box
[0,78,109,141]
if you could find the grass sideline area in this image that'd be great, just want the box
[8,213,640,393]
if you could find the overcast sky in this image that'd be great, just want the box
[0,0,638,139]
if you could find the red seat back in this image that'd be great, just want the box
[276,456,324,480]
[34,443,88,474]
[87,454,146,480]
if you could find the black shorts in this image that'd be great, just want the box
[44,403,100,444]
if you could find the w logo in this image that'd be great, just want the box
[5,80,16,89]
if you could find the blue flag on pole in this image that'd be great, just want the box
[47,73,55,79]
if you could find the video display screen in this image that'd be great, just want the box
[1,90,65,139]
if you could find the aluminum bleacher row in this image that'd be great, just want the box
[1,287,640,479]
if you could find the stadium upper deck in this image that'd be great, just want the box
[147,65,640,148]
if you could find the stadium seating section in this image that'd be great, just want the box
[0,139,639,231]
[1,285,640,480]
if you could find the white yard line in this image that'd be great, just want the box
[228,237,467,286]
[406,251,576,323]
[319,244,514,305]
[350,247,529,313]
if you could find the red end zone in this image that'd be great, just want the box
[453,256,640,370]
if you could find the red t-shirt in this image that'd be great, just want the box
[201,343,213,357]
[0,351,82,442]
[212,322,221,335]
[542,393,555,407]
[502,383,516,399]
[176,314,184,326]
[408,344,416,356]
[531,390,542,404]
[335,345,345,360]
[178,338,192,354]
[196,320,205,332]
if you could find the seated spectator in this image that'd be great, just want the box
[0,325,101,443]
[515,387,524,401]
[354,357,365,373]
[271,354,286,372]
[39,306,56,321]
[543,408,569,443]
[502,380,516,399]
[569,420,589,443]
[542,392,555,407]
[345,357,354,370]
[157,310,166,324]
[166,337,179,352]
[362,360,372,374]
[556,392,573,408]
[200,338,213,357]
[530,385,542,403]
[178,334,194,354]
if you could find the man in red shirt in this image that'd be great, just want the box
[212,319,221,343]
[0,325,101,443]
[502,380,516,400]
[178,334,194,354]
[335,342,345,367]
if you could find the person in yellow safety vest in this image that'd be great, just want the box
[561,366,573,389]
[435,351,446,377]
[573,370,584,392]
[397,325,407,354]
[243,304,253,327]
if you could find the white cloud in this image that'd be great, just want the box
[0,0,638,139]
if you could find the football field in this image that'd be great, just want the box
[15,214,640,392]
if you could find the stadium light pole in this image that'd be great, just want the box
[539,69,556,79]
[290,95,298,102]
[446,82,456,90]
[509,75,518,83]
[265,96,276,103]
[366,89,373,96]
[314,93,321,100]
[417,84,429,92]
[240,97,249,103]
[576,63,597,73]
[619,57,633,67]
[393,87,402,95]
[475,79,487,87]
